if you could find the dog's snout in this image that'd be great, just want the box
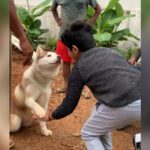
[57,56,61,62]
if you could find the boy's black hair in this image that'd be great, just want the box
[61,21,96,52]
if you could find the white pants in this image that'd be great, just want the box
[81,100,141,150]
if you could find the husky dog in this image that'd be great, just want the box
[10,47,61,136]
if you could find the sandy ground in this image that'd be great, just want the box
[10,49,140,150]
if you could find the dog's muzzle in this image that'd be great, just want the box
[56,56,61,63]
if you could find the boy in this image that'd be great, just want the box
[34,21,141,150]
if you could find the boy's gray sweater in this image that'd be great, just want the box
[52,47,141,119]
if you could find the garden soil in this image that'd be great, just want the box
[10,48,140,150]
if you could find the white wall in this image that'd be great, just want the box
[14,0,141,11]
[14,0,43,6]
[98,0,141,11]
[14,0,141,48]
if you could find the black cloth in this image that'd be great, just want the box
[52,47,141,119]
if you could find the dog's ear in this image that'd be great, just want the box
[32,46,44,60]
[36,46,44,56]
[32,51,37,60]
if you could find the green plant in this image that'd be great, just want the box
[16,0,52,49]
[45,37,57,51]
[115,47,137,60]
[87,0,140,47]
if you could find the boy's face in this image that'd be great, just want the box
[68,45,81,60]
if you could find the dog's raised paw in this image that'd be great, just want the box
[34,106,46,118]
[42,129,52,136]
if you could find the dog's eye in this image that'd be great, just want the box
[47,55,51,57]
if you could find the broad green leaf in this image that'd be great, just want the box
[111,29,140,41]
[118,37,128,41]
[94,33,112,42]
[32,6,50,18]
[31,0,52,14]
[128,32,140,41]
[29,29,41,35]
[17,7,34,28]
[101,9,117,28]
[37,40,47,45]
[17,7,29,23]
[105,0,119,11]
[111,29,130,41]
[107,14,135,26]
[31,19,41,29]
[92,0,138,48]
[95,16,101,33]
[103,25,115,33]
[115,2,124,17]
[28,28,48,36]
[87,6,95,20]
[92,25,98,34]
[38,29,49,35]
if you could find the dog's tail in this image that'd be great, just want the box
[14,84,25,107]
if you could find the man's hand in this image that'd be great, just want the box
[10,0,33,66]
[57,18,63,27]
[128,57,137,65]
[32,109,54,122]
[20,38,33,66]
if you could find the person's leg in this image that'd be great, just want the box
[62,62,71,91]
[81,106,112,150]
[100,133,112,150]
[81,100,141,150]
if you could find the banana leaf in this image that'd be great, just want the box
[28,28,49,36]
[100,9,117,28]
[31,0,52,14]
[111,29,130,41]
[115,2,124,17]
[30,19,41,29]
[94,33,112,42]
[32,6,51,18]
[17,7,33,26]
[38,29,49,35]
[105,0,120,12]
[107,14,135,26]
[111,29,140,41]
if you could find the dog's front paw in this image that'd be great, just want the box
[34,106,46,118]
[42,129,52,136]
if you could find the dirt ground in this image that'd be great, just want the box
[10,49,140,150]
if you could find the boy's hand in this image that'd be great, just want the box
[128,57,137,65]
[32,110,54,121]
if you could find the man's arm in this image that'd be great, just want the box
[51,66,84,119]
[51,0,63,26]
[10,0,33,66]
[89,3,101,26]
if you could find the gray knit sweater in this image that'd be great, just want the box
[52,47,141,119]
